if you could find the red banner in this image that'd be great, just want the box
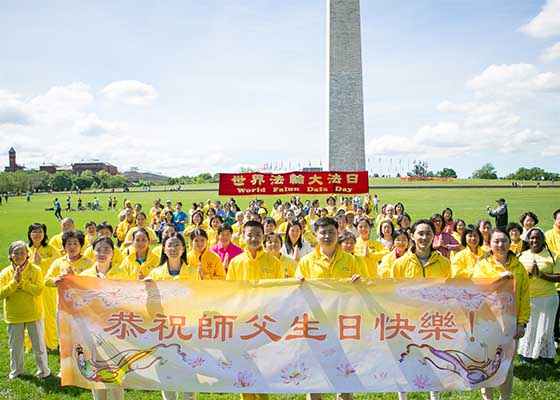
[219,171,369,196]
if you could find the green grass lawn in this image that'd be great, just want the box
[0,185,558,399]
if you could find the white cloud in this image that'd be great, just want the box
[100,80,158,105]
[541,42,560,62]
[29,82,93,125]
[542,145,560,156]
[520,0,560,38]
[415,122,468,147]
[0,91,32,126]
[72,113,128,136]
[466,63,560,96]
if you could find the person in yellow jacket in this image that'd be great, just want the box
[506,222,527,256]
[517,227,560,364]
[115,208,135,247]
[153,223,178,257]
[338,231,377,279]
[450,219,466,258]
[354,218,389,261]
[146,233,200,282]
[1,241,50,379]
[188,228,226,280]
[145,233,199,400]
[83,221,98,254]
[227,221,281,400]
[206,216,223,246]
[391,219,449,400]
[378,229,410,278]
[83,221,124,267]
[451,224,486,278]
[26,223,60,351]
[121,212,158,251]
[478,219,492,252]
[184,211,208,241]
[391,219,451,279]
[545,208,560,253]
[264,232,297,278]
[226,221,283,281]
[77,236,128,400]
[119,228,160,280]
[45,231,93,287]
[48,217,75,254]
[295,217,359,400]
[472,227,530,400]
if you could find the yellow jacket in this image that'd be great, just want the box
[378,250,404,279]
[187,249,226,280]
[355,237,389,259]
[545,227,560,254]
[116,220,135,243]
[472,253,530,324]
[356,254,378,279]
[48,232,64,253]
[44,256,93,287]
[295,245,359,279]
[27,244,61,275]
[226,248,282,280]
[279,254,297,278]
[80,264,132,280]
[518,249,560,298]
[451,247,486,278]
[0,263,44,324]
[119,250,160,279]
[392,250,451,278]
[83,244,124,266]
[147,262,201,281]
[152,244,163,257]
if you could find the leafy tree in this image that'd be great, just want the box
[471,163,498,180]
[50,172,74,191]
[436,168,457,178]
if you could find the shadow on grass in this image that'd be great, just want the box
[19,375,86,396]
[514,361,560,381]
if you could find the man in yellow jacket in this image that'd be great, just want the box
[295,217,360,400]
[0,241,50,379]
[226,221,281,400]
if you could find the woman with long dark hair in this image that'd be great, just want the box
[280,221,313,262]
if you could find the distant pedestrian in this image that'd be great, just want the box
[373,194,379,214]
[26,192,30,202]
[487,198,508,229]
[65,196,71,211]
[4,193,8,203]
[54,198,62,220]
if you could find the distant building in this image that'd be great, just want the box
[72,161,118,175]
[4,147,25,172]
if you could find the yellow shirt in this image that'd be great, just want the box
[545,227,560,254]
[226,248,282,280]
[472,254,530,324]
[80,264,132,280]
[356,254,378,279]
[148,262,201,281]
[296,245,359,279]
[510,240,525,256]
[152,245,163,257]
[0,263,44,324]
[451,247,486,279]
[187,249,226,280]
[48,232,64,253]
[27,244,61,275]
[119,250,160,279]
[392,251,451,278]
[518,249,560,298]
[355,237,389,258]
[83,244,124,266]
[116,220,135,243]
[279,254,297,279]
[378,250,399,279]
[44,256,93,287]
[150,206,162,224]
[207,228,219,246]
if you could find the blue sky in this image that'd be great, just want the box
[0,0,559,178]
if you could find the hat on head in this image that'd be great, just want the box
[496,198,505,203]
[166,199,172,204]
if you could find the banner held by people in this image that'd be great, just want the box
[58,275,515,393]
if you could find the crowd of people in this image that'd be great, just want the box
[1,193,560,400]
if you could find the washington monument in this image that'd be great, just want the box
[327,0,366,172]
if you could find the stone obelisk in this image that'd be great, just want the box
[327,0,365,171]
